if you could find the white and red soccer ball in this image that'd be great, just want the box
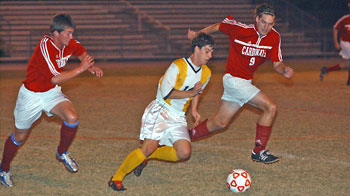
[226,169,251,193]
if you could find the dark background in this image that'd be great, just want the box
[291,0,349,27]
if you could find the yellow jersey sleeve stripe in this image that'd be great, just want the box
[200,64,211,85]
[164,58,187,106]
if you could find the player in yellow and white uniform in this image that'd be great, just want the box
[108,33,215,191]
[140,57,211,146]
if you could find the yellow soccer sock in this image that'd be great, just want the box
[148,146,179,162]
[112,148,146,182]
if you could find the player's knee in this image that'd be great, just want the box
[215,119,229,130]
[177,148,191,160]
[65,113,79,124]
[13,130,29,143]
[267,103,278,115]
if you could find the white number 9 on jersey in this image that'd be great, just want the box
[249,57,255,66]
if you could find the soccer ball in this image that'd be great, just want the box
[226,169,251,193]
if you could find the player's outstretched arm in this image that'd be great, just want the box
[51,52,97,84]
[187,23,220,40]
[333,29,341,50]
[78,52,104,78]
[88,66,103,78]
[167,82,203,99]
[273,61,294,79]
[191,95,201,126]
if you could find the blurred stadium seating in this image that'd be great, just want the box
[0,0,336,62]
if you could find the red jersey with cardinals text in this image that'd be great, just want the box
[23,35,86,92]
[219,16,282,80]
[334,14,350,42]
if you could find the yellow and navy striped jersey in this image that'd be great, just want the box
[156,57,211,114]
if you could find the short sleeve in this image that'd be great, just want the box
[160,63,179,98]
[219,15,237,37]
[70,39,86,56]
[269,33,283,62]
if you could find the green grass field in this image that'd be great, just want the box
[0,58,349,195]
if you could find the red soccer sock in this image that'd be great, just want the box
[1,134,22,171]
[190,119,211,140]
[253,123,272,153]
[57,121,78,154]
[326,64,340,72]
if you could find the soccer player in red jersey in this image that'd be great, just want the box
[187,3,294,164]
[320,0,350,86]
[0,14,103,187]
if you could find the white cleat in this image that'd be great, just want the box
[56,151,79,173]
[0,169,13,187]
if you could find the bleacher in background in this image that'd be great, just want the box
[0,0,327,63]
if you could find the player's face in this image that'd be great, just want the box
[56,27,74,48]
[256,14,275,36]
[197,45,214,65]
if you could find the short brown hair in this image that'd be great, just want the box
[50,14,75,33]
[255,3,275,18]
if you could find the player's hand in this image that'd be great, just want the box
[191,82,203,96]
[283,66,294,79]
[334,42,341,50]
[80,55,95,72]
[187,28,197,41]
[191,110,201,126]
[88,66,104,77]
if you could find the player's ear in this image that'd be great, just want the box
[53,30,60,37]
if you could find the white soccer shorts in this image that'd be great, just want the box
[221,73,260,107]
[139,100,190,147]
[339,40,350,59]
[14,84,70,129]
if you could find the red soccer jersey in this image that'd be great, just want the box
[219,16,282,80]
[23,35,86,92]
[334,14,350,42]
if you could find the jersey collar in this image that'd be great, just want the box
[185,57,202,73]
[254,23,267,38]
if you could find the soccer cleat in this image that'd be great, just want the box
[0,169,13,187]
[251,150,279,164]
[320,66,327,81]
[108,177,126,191]
[133,159,148,177]
[56,151,79,173]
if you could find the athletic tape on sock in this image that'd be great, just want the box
[10,133,22,146]
[64,120,79,128]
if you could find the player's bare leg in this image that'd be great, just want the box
[248,91,279,163]
[140,139,161,157]
[50,101,78,124]
[248,91,277,127]
[189,100,240,140]
[207,100,241,132]
[173,139,191,160]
